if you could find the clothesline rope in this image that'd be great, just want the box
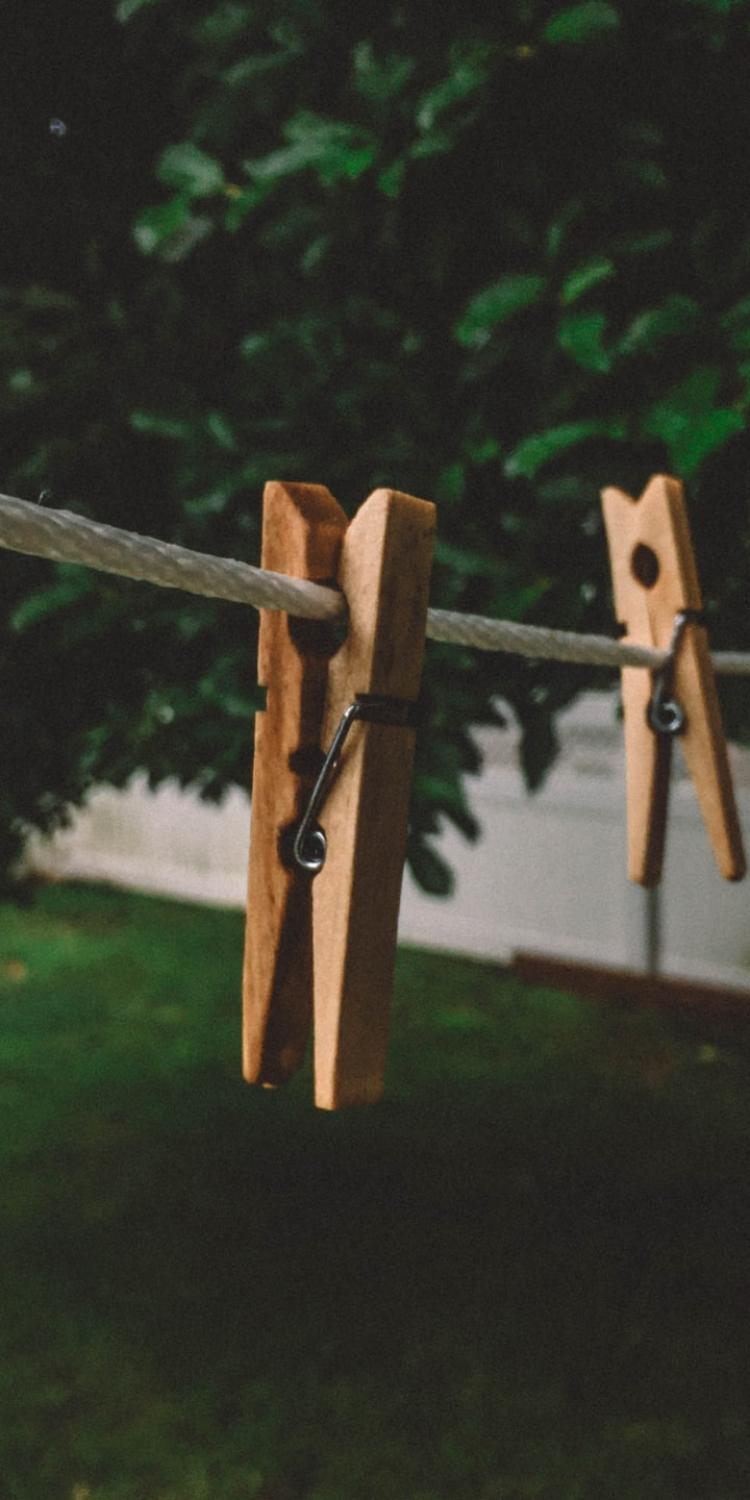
[2,490,749,675]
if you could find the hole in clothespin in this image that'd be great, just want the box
[288,615,345,657]
[288,578,347,658]
[631,543,660,588]
[288,745,326,778]
[278,745,327,871]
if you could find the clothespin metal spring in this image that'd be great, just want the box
[293,694,419,873]
[647,608,704,737]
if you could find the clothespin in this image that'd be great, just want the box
[244,481,435,1108]
[601,473,745,887]
[243,482,348,1089]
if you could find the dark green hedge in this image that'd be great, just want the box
[2,0,750,891]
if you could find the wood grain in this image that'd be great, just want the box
[311,488,436,1109]
[243,481,348,1086]
[601,474,745,885]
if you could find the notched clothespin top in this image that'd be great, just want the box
[601,473,745,887]
[244,480,435,1108]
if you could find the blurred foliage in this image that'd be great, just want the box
[2,0,750,892]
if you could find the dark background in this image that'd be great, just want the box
[2,0,750,893]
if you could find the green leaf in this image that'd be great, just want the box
[434,463,466,505]
[7,368,37,395]
[544,2,620,45]
[622,157,668,191]
[352,42,416,105]
[133,201,213,262]
[409,130,453,160]
[505,420,626,478]
[406,839,454,897]
[642,366,745,474]
[224,183,272,231]
[545,200,584,260]
[537,475,588,505]
[648,364,722,416]
[377,159,406,198]
[245,113,376,188]
[193,5,254,48]
[222,50,293,85]
[659,410,747,474]
[132,197,191,254]
[463,423,501,464]
[434,538,508,579]
[721,294,750,329]
[416,44,493,132]
[300,234,330,273]
[239,331,272,360]
[519,718,559,791]
[205,411,237,450]
[560,257,615,304]
[618,294,700,356]
[129,410,191,439]
[10,573,92,633]
[557,310,611,371]
[183,489,232,519]
[613,228,673,256]
[721,295,750,353]
[455,274,546,346]
[418,777,479,840]
[157,142,225,198]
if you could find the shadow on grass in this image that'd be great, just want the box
[2,882,750,1499]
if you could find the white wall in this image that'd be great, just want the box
[24,693,750,989]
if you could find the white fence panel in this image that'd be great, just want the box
[24,694,750,989]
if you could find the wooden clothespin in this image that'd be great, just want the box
[601,473,745,887]
[244,481,435,1108]
[243,482,348,1089]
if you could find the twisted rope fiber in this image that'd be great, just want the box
[2,491,749,675]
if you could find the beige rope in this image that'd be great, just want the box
[2,490,749,675]
[0,492,340,618]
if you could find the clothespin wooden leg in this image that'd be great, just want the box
[678,625,745,881]
[602,473,745,886]
[619,655,672,886]
[243,481,348,1087]
[310,488,435,1109]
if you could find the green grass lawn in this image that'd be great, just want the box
[2,882,750,1500]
